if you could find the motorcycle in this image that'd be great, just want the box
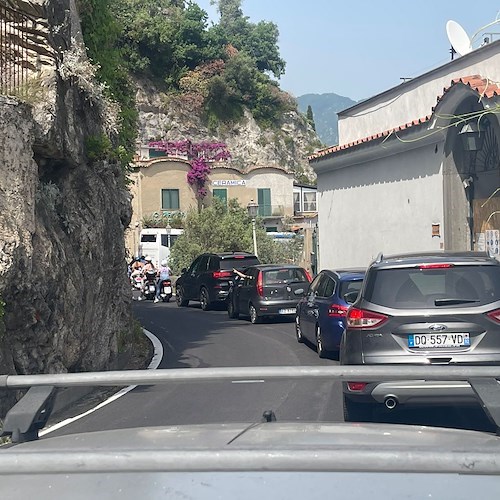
[158,278,173,302]
[142,270,158,301]
[131,273,144,291]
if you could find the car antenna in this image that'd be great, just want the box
[226,410,277,445]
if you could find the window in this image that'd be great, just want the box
[293,192,301,213]
[213,188,227,206]
[141,234,156,243]
[303,191,317,212]
[258,188,272,216]
[161,189,180,210]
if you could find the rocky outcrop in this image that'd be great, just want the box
[135,78,320,181]
[0,0,133,416]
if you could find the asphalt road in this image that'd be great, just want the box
[46,298,495,437]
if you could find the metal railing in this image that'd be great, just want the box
[0,2,30,95]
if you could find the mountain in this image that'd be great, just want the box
[297,93,357,147]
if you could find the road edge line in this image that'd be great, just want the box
[39,328,162,436]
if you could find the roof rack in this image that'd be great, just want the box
[2,365,500,442]
[375,252,384,263]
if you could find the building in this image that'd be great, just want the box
[126,149,297,256]
[309,39,500,269]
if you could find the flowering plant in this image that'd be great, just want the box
[148,140,231,198]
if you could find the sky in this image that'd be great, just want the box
[196,0,500,101]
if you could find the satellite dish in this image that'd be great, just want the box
[446,20,472,56]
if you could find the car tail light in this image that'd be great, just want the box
[256,271,263,297]
[487,309,500,324]
[213,271,232,279]
[305,270,312,282]
[347,382,367,392]
[347,307,388,328]
[328,304,349,317]
[419,263,454,269]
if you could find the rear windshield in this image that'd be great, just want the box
[220,257,260,270]
[365,265,500,309]
[339,279,363,302]
[264,268,308,284]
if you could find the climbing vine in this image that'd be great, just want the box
[148,140,231,200]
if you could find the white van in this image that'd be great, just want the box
[138,228,184,266]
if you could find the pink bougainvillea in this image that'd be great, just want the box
[148,140,231,198]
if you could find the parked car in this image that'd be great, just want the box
[295,269,365,358]
[340,251,500,422]
[227,264,311,323]
[175,252,260,310]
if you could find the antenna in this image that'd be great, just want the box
[446,20,472,59]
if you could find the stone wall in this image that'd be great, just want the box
[0,0,133,417]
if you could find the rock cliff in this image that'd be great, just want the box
[0,0,134,416]
[136,78,320,181]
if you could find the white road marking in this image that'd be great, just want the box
[39,329,163,436]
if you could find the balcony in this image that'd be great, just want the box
[258,205,286,217]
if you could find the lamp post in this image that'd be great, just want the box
[247,199,259,257]
[165,222,172,248]
[459,120,485,250]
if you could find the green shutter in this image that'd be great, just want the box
[258,188,271,216]
[162,189,180,210]
[213,188,227,206]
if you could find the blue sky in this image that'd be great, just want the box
[196,1,499,101]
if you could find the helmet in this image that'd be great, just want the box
[161,259,168,267]
[145,256,153,262]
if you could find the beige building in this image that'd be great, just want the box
[126,153,296,256]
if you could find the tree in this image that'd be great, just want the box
[306,105,316,131]
[169,198,303,273]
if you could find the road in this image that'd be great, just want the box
[46,299,495,437]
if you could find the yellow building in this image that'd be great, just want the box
[126,152,296,257]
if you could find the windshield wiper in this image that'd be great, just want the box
[434,298,480,306]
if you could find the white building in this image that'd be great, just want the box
[310,40,500,269]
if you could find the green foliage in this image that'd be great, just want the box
[142,211,185,229]
[169,198,303,273]
[77,0,138,168]
[306,105,316,131]
[85,134,112,162]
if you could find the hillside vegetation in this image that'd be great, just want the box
[77,0,306,165]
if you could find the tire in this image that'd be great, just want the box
[228,298,239,319]
[295,315,304,343]
[343,395,375,423]
[316,324,327,358]
[200,287,211,311]
[176,286,189,307]
[249,303,260,324]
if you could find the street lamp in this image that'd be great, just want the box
[165,222,172,248]
[247,199,259,257]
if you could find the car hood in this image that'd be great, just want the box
[3,422,500,500]
[7,421,500,454]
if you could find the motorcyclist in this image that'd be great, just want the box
[154,259,172,303]
[142,256,156,274]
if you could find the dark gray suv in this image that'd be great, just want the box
[340,251,500,422]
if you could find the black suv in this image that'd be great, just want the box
[340,251,500,421]
[175,252,260,310]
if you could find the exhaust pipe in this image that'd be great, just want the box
[384,396,398,410]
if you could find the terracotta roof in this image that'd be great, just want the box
[309,75,500,161]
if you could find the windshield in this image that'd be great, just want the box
[365,265,500,308]
[220,257,260,270]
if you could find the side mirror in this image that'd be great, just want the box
[344,291,359,304]
[294,288,305,296]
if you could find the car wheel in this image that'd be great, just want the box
[228,299,239,319]
[176,287,189,307]
[295,316,304,343]
[343,395,375,423]
[200,287,211,311]
[249,304,260,324]
[316,324,327,358]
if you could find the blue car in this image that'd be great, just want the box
[295,269,365,358]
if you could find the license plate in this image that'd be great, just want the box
[164,286,172,294]
[149,285,156,292]
[408,333,470,348]
[279,308,296,315]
